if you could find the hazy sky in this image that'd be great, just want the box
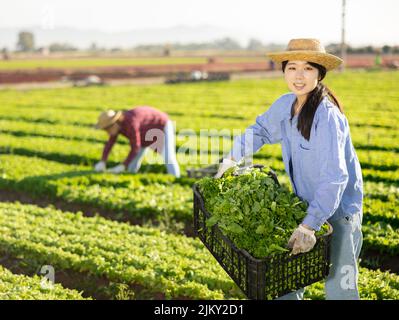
[1,0,398,45]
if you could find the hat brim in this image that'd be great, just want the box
[94,111,123,130]
[266,51,343,71]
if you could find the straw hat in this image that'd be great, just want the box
[266,39,343,71]
[94,110,123,129]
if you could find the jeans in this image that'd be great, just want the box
[277,213,363,300]
[127,120,181,178]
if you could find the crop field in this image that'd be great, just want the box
[0,69,398,300]
[0,54,396,71]
[0,56,267,71]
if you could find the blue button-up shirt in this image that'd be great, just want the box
[228,93,363,231]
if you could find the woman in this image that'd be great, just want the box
[215,39,363,300]
[93,106,180,177]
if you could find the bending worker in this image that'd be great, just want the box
[93,106,180,177]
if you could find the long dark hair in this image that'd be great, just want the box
[282,61,343,140]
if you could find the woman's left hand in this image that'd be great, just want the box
[288,224,316,255]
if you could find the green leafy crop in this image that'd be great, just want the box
[197,166,317,258]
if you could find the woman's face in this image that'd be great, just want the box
[284,60,320,100]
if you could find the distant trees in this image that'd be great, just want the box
[16,31,35,51]
[345,45,399,54]
[9,31,399,55]
[213,37,241,50]
[48,43,77,52]
[381,45,399,54]
[326,43,399,55]
[131,38,292,53]
[325,43,341,55]
[247,38,265,51]
[134,37,243,51]
[130,38,399,55]
[89,42,98,52]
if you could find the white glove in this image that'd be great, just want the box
[214,158,237,179]
[94,161,106,172]
[108,163,126,174]
[287,224,316,255]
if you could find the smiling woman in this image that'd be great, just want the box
[215,38,364,301]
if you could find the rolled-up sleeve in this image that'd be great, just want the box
[302,107,349,231]
[228,95,291,162]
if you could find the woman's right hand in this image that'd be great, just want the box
[214,158,237,179]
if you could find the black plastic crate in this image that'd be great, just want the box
[193,169,333,300]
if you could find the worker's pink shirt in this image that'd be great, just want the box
[101,106,169,166]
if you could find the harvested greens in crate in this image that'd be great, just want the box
[193,166,332,299]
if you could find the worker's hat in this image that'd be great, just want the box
[266,38,343,71]
[94,110,123,130]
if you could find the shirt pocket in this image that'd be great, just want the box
[297,139,317,182]
[299,142,311,151]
